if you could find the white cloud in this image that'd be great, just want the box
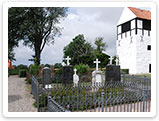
[13,7,124,66]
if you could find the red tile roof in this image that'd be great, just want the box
[128,7,151,20]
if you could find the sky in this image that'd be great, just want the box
[12,7,150,66]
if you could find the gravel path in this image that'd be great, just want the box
[8,75,37,112]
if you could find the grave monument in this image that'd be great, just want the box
[105,56,121,82]
[62,56,73,84]
[42,67,52,88]
[92,58,103,87]
[73,68,79,87]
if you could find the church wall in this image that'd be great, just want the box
[117,7,151,74]
[135,36,151,74]
[117,34,137,74]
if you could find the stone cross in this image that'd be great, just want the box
[94,59,100,71]
[115,58,119,65]
[62,62,66,66]
[109,56,113,65]
[74,68,77,74]
[65,56,71,66]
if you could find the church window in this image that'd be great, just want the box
[149,64,151,73]
[121,21,131,33]
[143,19,151,30]
[147,45,151,50]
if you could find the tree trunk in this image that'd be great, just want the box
[35,45,41,65]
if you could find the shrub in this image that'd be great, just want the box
[55,68,62,75]
[54,63,62,68]
[17,64,28,70]
[74,64,89,75]
[44,64,50,68]
[8,68,19,75]
[121,69,129,74]
[8,65,28,76]
[30,64,39,76]
[19,69,26,77]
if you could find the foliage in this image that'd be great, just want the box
[44,64,50,68]
[54,63,62,68]
[135,74,151,78]
[30,64,40,76]
[55,68,63,75]
[25,78,31,84]
[35,84,133,111]
[94,37,107,54]
[19,69,26,77]
[8,68,19,75]
[9,7,68,65]
[51,68,63,83]
[8,48,16,61]
[63,34,95,66]
[8,64,28,76]
[74,64,89,75]
[112,55,117,65]
[120,69,129,74]
[95,53,110,68]
[17,64,28,70]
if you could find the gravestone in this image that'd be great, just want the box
[62,56,73,84]
[63,66,73,84]
[42,67,52,88]
[92,59,103,87]
[105,56,121,82]
[73,68,79,87]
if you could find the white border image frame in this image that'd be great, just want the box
[3,1,156,117]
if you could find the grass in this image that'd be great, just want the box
[135,74,151,78]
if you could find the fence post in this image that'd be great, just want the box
[48,95,51,112]
[101,89,104,112]
[142,75,146,112]
[37,84,39,112]
[123,73,125,82]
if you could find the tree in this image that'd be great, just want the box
[8,8,25,61]
[96,53,110,68]
[63,34,94,66]
[54,63,62,68]
[8,47,16,61]
[8,7,68,65]
[94,37,107,54]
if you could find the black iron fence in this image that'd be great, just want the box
[31,74,151,112]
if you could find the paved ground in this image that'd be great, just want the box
[8,75,37,112]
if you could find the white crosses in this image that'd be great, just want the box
[74,68,77,74]
[65,56,71,66]
[62,62,66,66]
[115,57,119,65]
[109,56,113,65]
[94,59,100,71]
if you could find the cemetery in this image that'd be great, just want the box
[30,56,151,112]
[8,7,151,112]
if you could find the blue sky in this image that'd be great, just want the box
[12,7,150,66]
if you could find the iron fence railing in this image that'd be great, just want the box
[31,76,39,111]
[31,74,151,112]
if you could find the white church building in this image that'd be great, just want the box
[117,7,151,74]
